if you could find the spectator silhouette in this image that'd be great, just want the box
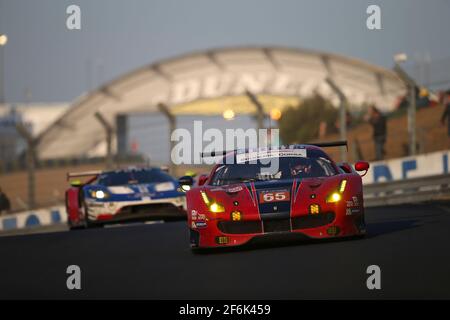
[441,90,450,138]
[366,105,387,160]
[0,187,11,214]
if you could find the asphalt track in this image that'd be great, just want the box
[0,202,449,299]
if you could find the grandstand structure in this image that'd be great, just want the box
[35,47,407,162]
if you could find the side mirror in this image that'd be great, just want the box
[179,175,194,191]
[338,163,353,173]
[198,174,208,186]
[354,161,370,177]
[70,179,82,187]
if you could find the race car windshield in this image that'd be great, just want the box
[97,169,173,186]
[211,156,337,186]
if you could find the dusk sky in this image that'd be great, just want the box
[1,0,450,103]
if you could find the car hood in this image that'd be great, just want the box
[85,181,183,201]
[202,176,342,218]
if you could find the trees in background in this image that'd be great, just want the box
[278,94,339,144]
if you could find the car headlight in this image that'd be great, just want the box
[209,202,225,213]
[326,180,347,203]
[180,185,191,192]
[90,190,109,199]
[200,191,225,213]
[327,192,342,203]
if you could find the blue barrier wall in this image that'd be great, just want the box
[363,150,450,184]
[0,206,66,231]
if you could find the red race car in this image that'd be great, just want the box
[182,141,369,249]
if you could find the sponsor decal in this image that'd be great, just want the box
[194,221,207,229]
[137,185,149,193]
[346,207,361,216]
[346,196,361,211]
[134,184,152,199]
[236,149,306,164]
[226,185,244,193]
[191,210,198,220]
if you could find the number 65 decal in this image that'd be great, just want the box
[259,190,290,203]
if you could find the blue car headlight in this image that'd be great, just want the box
[90,190,109,199]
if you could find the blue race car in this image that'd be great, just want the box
[66,167,187,229]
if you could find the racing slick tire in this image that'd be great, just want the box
[68,221,86,231]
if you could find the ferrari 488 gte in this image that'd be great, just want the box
[181,141,369,249]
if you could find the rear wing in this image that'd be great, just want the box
[66,170,102,181]
[311,140,348,151]
[200,140,348,158]
[200,150,231,158]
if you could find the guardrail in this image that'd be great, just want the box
[364,173,450,207]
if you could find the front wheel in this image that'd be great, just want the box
[68,207,88,230]
[190,229,200,247]
[68,222,85,231]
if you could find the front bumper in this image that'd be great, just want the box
[86,196,186,223]
[190,209,365,248]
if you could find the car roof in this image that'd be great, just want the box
[100,166,159,175]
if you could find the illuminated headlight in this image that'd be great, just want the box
[180,185,191,192]
[155,182,175,192]
[200,191,225,213]
[327,192,342,203]
[326,180,347,203]
[91,190,108,199]
[209,202,225,213]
